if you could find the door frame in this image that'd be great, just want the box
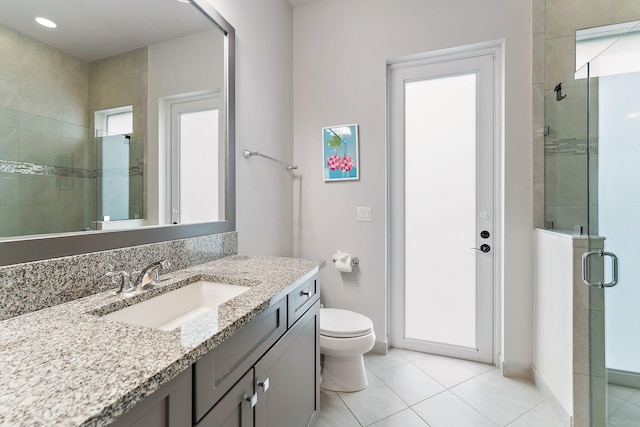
[386,41,503,363]
[165,91,223,224]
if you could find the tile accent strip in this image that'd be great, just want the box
[0,159,144,178]
[545,137,599,156]
[0,231,237,321]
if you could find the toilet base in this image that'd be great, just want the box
[320,354,368,392]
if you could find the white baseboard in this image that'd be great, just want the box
[609,369,640,389]
[371,340,388,355]
[532,367,573,427]
[499,354,532,380]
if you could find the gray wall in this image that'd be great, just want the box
[207,0,295,258]
[292,0,533,371]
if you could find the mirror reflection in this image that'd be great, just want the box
[0,0,228,238]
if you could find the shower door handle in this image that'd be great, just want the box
[581,250,619,288]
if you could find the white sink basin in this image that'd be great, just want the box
[103,281,251,331]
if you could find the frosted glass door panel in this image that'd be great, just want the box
[404,73,477,349]
[179,109,219,224]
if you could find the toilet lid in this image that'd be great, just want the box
[320,308,374,338]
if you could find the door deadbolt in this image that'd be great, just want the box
[471,244,491,253]
[480,230,490,239]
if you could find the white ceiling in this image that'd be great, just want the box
[0,0,214,62]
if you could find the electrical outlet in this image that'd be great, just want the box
[357,206,372,222]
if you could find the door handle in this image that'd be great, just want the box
[471,244,491,253]
[581,250,619,288]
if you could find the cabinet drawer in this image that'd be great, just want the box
[287,276,319,328]
[193,299,286,423]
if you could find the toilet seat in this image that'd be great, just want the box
[320,308,374,338]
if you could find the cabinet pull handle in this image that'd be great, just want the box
[244,393,258,408]
[301,290,311,298]
[257,378,270,392]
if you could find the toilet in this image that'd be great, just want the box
[320,308,375,392]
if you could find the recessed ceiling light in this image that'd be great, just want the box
[35,17,57,28]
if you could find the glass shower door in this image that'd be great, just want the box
[585,23,640,426]
[545,22,640,424]
[95,134,144,224]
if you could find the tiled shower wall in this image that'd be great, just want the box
[89,47,148,220]
[542,76,598,233]
[0,23,92,236]
[0,24,147,237]
[0,23,90,125]
[0,231,238,321]
[532,0,640,228]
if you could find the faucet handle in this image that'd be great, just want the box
[154,260,172,284]
[106,270,134,294]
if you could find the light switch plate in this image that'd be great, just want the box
[357,206,372,222]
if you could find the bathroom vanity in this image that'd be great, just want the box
[0,255,322,426]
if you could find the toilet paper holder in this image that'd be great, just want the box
[332,257,359,267]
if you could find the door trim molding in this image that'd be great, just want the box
[385,40,503,364]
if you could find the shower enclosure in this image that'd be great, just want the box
[0,108,144,238]
[544,20,640,426]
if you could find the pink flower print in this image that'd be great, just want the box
[327,154,341,170]
[340,156,354,172]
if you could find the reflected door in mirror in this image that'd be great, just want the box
[170,95,224,224]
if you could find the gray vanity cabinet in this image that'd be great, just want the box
[198,298,320,427]
[110,367,192,427]
[254,299,320,427]
[193,299,288,423]
[197,276,320,427]
[112,274,320,427]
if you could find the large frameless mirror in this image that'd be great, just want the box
[0,0,235,266]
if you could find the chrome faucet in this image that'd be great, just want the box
[106,270,134,294]
[106,260,171,294]
[133,260,171,290]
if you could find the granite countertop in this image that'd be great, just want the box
[0,255,323,427]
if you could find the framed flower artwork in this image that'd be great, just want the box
[322,124,359,181]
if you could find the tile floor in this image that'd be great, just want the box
[608,384,640,427]
[312,348,566,427]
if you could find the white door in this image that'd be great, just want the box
[169,96,223,224]
[389,49,498,363]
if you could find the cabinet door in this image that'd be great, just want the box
[110,367,191,427]
[194,299,286,422]
[255,300,320,427]
[197,368,255,427]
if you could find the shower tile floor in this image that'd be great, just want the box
[312,348,566,427]
[608,384,640,427]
